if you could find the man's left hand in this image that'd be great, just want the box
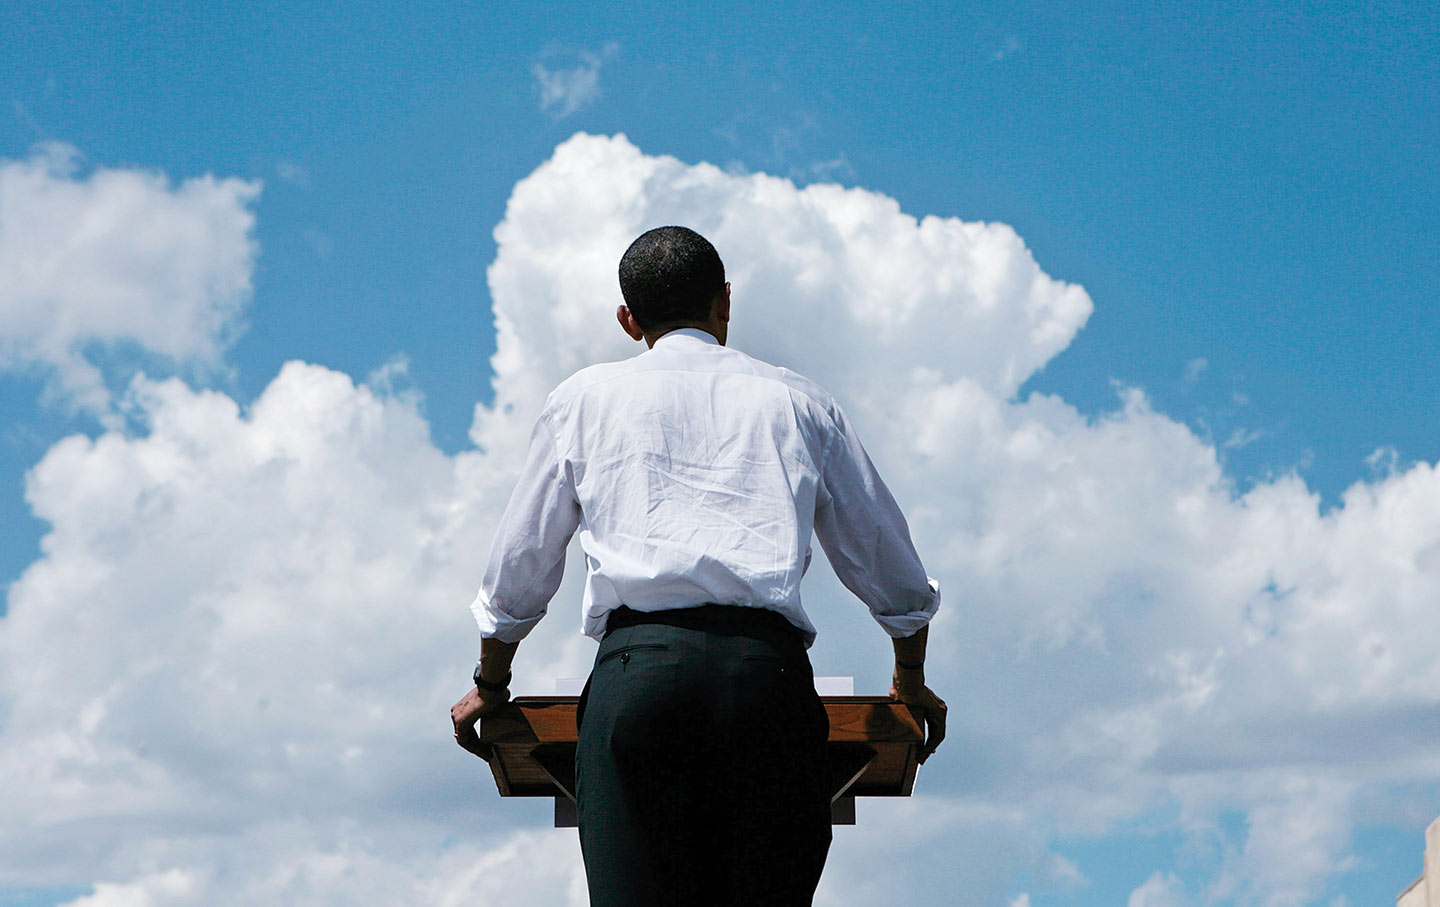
[450,686,510,762]
[890,671,947,765]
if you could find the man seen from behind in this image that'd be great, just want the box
[452,226,947,907]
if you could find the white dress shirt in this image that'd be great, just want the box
[470,328,940,648]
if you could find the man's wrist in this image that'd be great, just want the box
[895,657,925,672]
[473,662,512,692]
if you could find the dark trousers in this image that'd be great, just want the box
[575,606,832,907]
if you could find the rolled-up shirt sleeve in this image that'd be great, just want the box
[469,412,580,647]
[812,406,940,638]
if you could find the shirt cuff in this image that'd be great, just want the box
[871,577,941,639]
[469,588,545,648]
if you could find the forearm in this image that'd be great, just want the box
[892,624,928,671]
[479,637,520,687]
[888,623,946,764]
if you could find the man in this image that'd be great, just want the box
[452,226,946,906]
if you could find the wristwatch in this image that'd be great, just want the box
[474,662,512,693]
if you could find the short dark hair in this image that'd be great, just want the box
[617,226,726,331]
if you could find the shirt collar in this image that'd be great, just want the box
[652,327,721,348]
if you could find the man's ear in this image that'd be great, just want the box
[718,282,731,323]
[617,305,646,342]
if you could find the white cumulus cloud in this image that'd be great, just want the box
[0,144,259,412]
[4,133,1439,905]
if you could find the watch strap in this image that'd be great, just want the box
[473,663,512,692]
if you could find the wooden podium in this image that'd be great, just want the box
[479,696,924,826]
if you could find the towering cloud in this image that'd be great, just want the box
[3,134,1436,905]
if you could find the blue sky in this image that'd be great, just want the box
[2,2,1438,904]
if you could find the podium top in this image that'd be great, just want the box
[480,696,925,802]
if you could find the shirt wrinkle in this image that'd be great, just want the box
[470,330,939,648]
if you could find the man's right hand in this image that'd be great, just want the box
[890,669,947,765]
[450,686,511,762]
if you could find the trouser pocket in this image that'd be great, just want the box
[596,642,669,668]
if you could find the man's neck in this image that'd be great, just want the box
[645,324,725,348]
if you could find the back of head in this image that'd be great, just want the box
[618,226,726,332]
